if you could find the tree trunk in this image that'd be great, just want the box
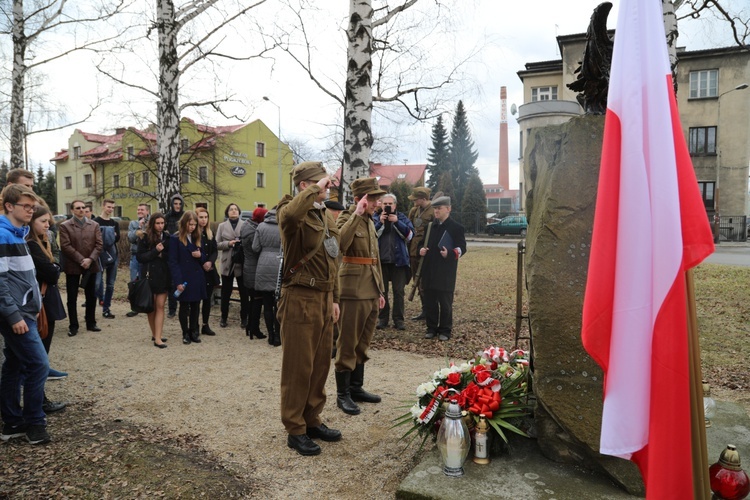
[663,0,680,94]
[343,0,374,203]
[10,0,27,170]
[156,0,182,212]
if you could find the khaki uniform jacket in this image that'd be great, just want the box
[408,203,435,258]
[277,185,340,302]
[59,217,103,275]
[337,206,384,300]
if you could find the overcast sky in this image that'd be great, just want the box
[15,0,746,190]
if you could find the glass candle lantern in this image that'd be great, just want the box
[436,399,470,476]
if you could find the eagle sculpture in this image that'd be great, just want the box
[567,2,614,115]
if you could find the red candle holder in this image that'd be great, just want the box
[709,445,750,500]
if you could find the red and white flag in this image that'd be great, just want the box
[581,0,714,498]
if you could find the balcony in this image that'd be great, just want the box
[517,100,582,120]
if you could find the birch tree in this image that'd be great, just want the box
[272,0,478,202]
[1,0,129,169]
[98,0,269,211]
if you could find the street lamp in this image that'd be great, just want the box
[263,96,283,200]
[716,83,748,217]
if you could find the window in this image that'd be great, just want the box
[181,168,190,185]
[128,173,135,188]
[181,138,190,153]
[84,174,92,188]
[73,146,81,160]
[142,171,149,186]
[198,166,208,182]
[698,181,715,210]
[689,127,717,155]
[531,86,558,101]
[256,172,265,188]
[689,70,718,99]
[256,142,266,157]
[113,174,120,188]
[65,176,72,190]
[127,146,135,160]
[114,206,123,217]
[195,202,208,211]
[65,203,72,214]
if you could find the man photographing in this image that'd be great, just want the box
[373,194,413,331]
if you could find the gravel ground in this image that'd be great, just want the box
[41,294,439,499]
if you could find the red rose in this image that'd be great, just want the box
[461,382,480,405]
[475,370,493,385]
[471,364,488,375]
[446,372,461,386]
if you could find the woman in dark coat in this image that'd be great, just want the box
[168,211,207,344]
[26,206,67,412]
[136,213,171,348]
[197,207,218,336]
[252,209,281,346]
[241,207,266,339]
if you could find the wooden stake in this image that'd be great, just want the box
[685,269,711,500]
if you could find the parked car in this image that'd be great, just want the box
[485,215,528,237]
[240,210,254,221]
[53,214,69,223]
[112,216,131,221]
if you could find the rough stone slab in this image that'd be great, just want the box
[397,400,750,499]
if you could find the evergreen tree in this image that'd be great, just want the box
[448,100,479,209]
[42,171,57,213]
[425,115,450,191]
[435,171,454,203]
[387,179,414,215]
[461,173,487,232]
[0,159,8,188]
[36,163,45,196]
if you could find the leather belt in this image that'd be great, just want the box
[342,256,378,265]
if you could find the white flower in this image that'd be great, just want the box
[456,362,473,373]
[410,404,424,420]
[436,367,452,379]
[416,381,437,398]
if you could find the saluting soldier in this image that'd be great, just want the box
[334,178,386,416]
[407,186,435,320]
[276,162,342,457]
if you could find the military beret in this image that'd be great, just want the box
[408,186,431,201]
[431,195,451,207]
[351,177,386,199]
[324,200,346,211]
[292,161,327,185]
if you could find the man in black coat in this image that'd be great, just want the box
[418,196,467,341]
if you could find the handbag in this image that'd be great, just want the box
[206,267,220,286]
[128,274,154,313]
[44,284,67,321]
[37,283,49,339]
[231,243,244,267]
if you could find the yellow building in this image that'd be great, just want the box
[52,117,294,221]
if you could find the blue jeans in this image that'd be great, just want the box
[0,318,49,427]
[96,259,119,311]
[130,254,140,282]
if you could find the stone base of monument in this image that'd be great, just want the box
[396,400,750,500]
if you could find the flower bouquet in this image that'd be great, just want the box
[394,346,531,451]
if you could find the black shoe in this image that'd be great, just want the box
[424,331,436,339]
[241,320,248,329]
[350,364,381,403]
[182,334,191,345]
[26,425,51,445]
[411,312,426,321]
[126,311,139,317]
[220,320,228,328]
[153,341,168,349]
[287,434,321,456]
[254,330,267,340]
[167,311,176,319]
[191,332,202,343]
[394,322,406,331]
[43,397,66,414]
[86,325,102,332]
[335,371,361,415]
[201,325,216,336]
[438,334,450,342]
[376,320,388,330]
[102,310,115,319]
[68,328,78,337]
[151,337,168,342]
[306,424,342,442]
[272,334,281,347]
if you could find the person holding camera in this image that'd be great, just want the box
[373,193,414,331]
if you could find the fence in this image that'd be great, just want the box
[717,215,748,243]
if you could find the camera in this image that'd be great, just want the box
[384,205,393,215]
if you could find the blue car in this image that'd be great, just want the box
[485,215,528,237]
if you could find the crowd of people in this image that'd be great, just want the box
[0,164,468,456]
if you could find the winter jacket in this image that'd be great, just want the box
[59,217,103,275]
[164,194,185,235]
[252,210,281,293]
[0,216,42,324]
[167,234,207,302]
[216,218,245,277]
[240,220,259,289]
[128,217,148,254]
[373,210,414,268]
[136,231,171,294]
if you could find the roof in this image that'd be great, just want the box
[51,149,69,162]
[332,163,427,188]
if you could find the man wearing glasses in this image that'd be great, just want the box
[59,200,103,336]
[0,185,50,444]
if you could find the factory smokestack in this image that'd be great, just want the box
[499,86,510,190]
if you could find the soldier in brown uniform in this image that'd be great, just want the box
[276,162,342,456]
[334,178,386,416]
[407,187,434,320]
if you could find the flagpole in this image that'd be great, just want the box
[685,268,711,500]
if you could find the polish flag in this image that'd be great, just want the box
[581,0,714,498]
